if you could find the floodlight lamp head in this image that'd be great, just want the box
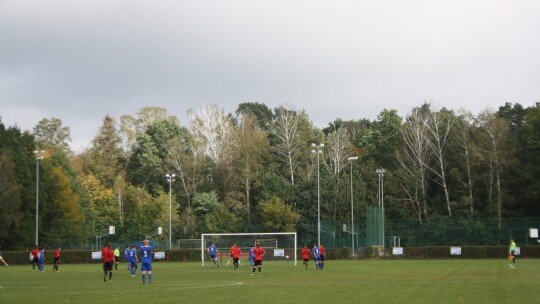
[33,150,46,159]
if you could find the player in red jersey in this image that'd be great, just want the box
[301,244,311,269]
[251,242,266,275]
[31,246,39,271]
[52,247,61,272]
[231,243,242,269]
[318,244,326,269]
[101,243,115,282]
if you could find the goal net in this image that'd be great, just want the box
[201,232,297,266]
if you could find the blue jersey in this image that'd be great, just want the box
[124,248,130,259]
[312,246,320,259]
[128,248,137,262]
[249,247,255,261]
[208,245,218,257]
[38,250,45,262]
[137,241,156,263]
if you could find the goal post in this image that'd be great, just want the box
[201,232,297,266]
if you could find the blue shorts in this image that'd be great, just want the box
[141,261,152,271]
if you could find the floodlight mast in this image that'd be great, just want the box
[348,156,358,256]
[311,143,324,246]
[33,150,46,246]
[165,173,175,250]
[376,169,385,247]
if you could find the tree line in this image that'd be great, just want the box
[1,101,539,250]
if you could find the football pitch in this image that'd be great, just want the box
[1,259,539,304]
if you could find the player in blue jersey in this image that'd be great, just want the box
[137,239,156,284]
[312,244,321,270]
[123,246,130,270]
[249,244,255,269]
[128,245,138,276]
[38,247,46,272]
[208,243,220,267]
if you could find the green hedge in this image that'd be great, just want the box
[0,249,203,265]
[383,245,540,259]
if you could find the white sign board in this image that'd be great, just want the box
[450,247,461,256]
[91,251,102,260]
[530,228,538,238]
[108,225,115,235]
[392,247,403,255]
[274,249,285,257]
[154,251,166,259]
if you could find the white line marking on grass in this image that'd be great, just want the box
[509,264,515,269]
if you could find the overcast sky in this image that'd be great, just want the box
[1,0,539,152]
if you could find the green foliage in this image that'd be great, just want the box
[205,204,238,233]
[192,191,220,217]
[5,101,540,250]
[84,115,125,188]
[33,117,72,153]
[258,196,300,232]
[236,102,273,130]
[126,119,187,195]
[0,151,22,245]
[79,174,118,233]
[121,185,164,240]
[192,191,238,233]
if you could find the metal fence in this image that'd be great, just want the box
[41,213,540,251]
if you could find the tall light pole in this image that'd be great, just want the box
[348,156,358,256]
[376,169,385,247]
[165,173,175,250]
[33,150,45,246]
[311,143,324,246]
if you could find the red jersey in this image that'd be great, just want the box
[252,247,266,261]
[319,245,326,255]
[32,249,39,258]
[102,247,114,262]
[301,247,311,259]
[232,247,242,259]
[54,249,61,258]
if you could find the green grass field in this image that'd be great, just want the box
[1,259,539,304]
